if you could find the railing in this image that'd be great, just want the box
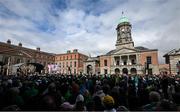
[111,64,143,68]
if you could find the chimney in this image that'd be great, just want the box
[67,50,71,53]
[7,39,11,44]
[73,49,78,53]
[36,47,40,51]
[18,42,22,47]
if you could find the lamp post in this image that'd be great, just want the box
[177,61,180,75]
[6,56,11,75]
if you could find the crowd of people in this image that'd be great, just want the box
[0,73,180,111]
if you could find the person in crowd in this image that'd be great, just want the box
[103,95,116,112]
[93,95,104,111]
[68,82,80,104]
[156,99,176,111]
[142,91,161,111]
[73,94,86,111]
[93,85,105,99]
[0,73,179,111]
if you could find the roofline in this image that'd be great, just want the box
[163,48,180,57]
[0,41,55,56]
[139,49,158,52]
[55,52,88,57]
[99,54,111,57]
[164,53,180,57]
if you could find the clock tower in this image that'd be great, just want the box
[115,15,134,49]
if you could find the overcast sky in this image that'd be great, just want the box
[0,0,180,63]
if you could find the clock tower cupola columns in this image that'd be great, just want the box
[115,15,134,49]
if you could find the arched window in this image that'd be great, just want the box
[74,61,76,67]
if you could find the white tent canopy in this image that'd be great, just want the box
[11,63,26,74]
[13,63,25,67]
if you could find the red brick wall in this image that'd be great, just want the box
[140,51,158,65]
[100,56,111,67]
[55,52,88,74]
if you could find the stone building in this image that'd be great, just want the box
[55,49,88,74]
[83,56,100,75]
[99,16,159,75]
[164,48,180,75]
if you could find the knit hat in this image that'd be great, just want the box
[103,95,114,106]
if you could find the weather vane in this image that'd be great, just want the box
[122,11,124,17]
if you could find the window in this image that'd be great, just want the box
[67,56,68,60]
[66,62,68,67]
[63,62,64,68]
[59,63,61,68]
[70,61,72,67]
[4,57,9,64]
[146,56,152,64]
[123,61,127,65]
[104,69,108,74]
[74,61,76,67]
[71,55,72,59]
[74,69,76,74]
[27,60,30,63]
[104,60,107,66]
[75,55,76,59]
[131,59,136,65]
[116,60,119,66]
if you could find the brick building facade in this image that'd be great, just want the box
[0,40,88,75]
[0,40,55,65]
[55,49,88,74]
[0,40,55,75]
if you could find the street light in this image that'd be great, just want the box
[7,56,11,75]
[177,61,180,75]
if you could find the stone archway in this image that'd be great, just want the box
[122,68,128,75]
[115,68,120,74]
[130,68,137,75]
[87,65,93,75]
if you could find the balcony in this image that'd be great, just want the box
[111,64,142,68]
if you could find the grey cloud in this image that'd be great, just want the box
[0,0,180,64]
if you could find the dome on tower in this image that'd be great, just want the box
[119,16,129,23]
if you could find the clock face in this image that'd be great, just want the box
[121,28,125,32]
